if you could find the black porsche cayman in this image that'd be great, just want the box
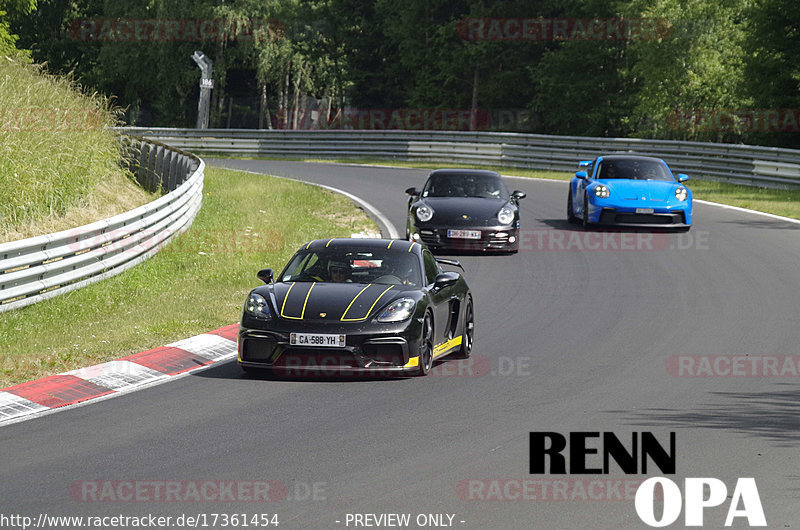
[238,238,473,376]
[406,169,526,252]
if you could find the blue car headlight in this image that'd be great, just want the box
[416,205,434,222]
[594,185,610,198]
[675,187,688,201]
[244,292,271,320]
[497,206,514,225]
[376,298,415,323]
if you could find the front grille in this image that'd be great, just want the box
[241,338,277,362]
[601,211,685,225]
[275,348,358,368]
[363,343,405,366]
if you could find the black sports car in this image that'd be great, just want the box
[406,169,526,252]
[238,238,473,376]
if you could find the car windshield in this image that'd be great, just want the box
[280,247,423,286]
[422,173,509,198]
[598,160,674,181]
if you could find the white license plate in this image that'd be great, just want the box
[636,208,654,214]
[290,333,346,348]
[447,229,481,239]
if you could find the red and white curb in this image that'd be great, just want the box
[0,324,238,426]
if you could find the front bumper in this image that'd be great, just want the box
[412,225,519,251]
[588,201,691,228]
[238,320,422,376]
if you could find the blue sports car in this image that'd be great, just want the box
[567,155,692,230]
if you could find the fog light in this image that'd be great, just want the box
[509,236,516,243]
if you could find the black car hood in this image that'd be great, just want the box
[421,197,509,225]
[270,281,406,323]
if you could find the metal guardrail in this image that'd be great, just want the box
[120,127,800,189]
[0,136,204,313]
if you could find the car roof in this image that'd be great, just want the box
[428,168,502,178]
[597,154,667,165]
[299,238,423,256]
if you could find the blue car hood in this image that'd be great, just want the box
[600,180,680,201]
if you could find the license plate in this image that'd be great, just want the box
[290,333,346,348]
[636,208,654,214]
[447,229,481,239]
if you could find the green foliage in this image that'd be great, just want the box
[0,57,127,232]
[626,0,754,141]
[6,0,800,146]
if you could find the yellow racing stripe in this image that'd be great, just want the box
[341,284,394,322]
[280,282,316,320]
[433,335,463,358]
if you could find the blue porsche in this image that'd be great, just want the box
[567,155,692,230]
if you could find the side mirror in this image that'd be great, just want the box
[511,190,527,201]
[405,187,419,196]
[257,268,274,284]
[575,170,588,180]
[433,271,459,289]
[677,174,689,183]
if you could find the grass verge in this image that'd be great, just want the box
[0,58,153,243]
[0,165,378,388]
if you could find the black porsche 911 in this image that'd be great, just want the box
[406,169,526,252]
[238,238,473,376]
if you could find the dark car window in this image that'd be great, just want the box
[422,250,439,285]
[598,160,673,181]
[281,247,423,286]
[422,173,509,198]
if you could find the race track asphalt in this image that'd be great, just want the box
[1,159,798,528]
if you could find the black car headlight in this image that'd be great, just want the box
[675,187,688,201]
[497,206,514,225]
[244,292,272,320]
[594,184,610,198]
[375,298,415,323]
[416,205,434,222]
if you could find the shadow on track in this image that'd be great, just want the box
[613,383,800,447]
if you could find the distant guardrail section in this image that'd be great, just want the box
[120,127,800,189]
[0,136,204,313]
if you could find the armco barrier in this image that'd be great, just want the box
[120,127,800,189]
[0,136,204,313]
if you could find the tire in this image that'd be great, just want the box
[416,312,434,376]
[582,193,590,229]
[567,191,578,224]
[456,297,474,359]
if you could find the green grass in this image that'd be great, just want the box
[0,58,148,240]
[0,165,377,387]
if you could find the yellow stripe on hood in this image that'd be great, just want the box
[280,282,316,320]
[341,284,394,322]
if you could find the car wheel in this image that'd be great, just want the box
[456,297,474,359]
[582,193,590,229]
[417,312,434,376]
[567,191,578,224]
